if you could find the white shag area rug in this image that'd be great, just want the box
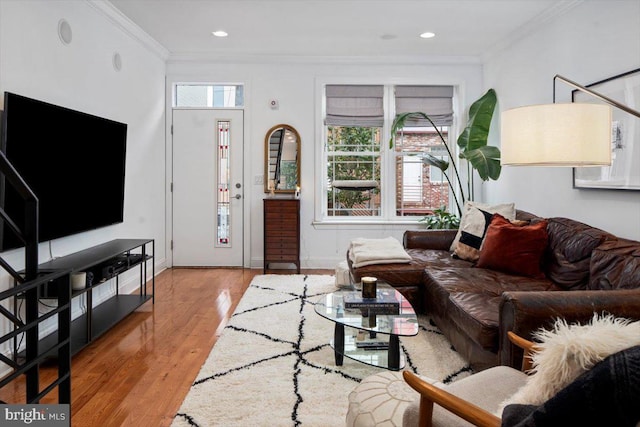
[172,274,471,427]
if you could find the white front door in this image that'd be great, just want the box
[172,109,244,266]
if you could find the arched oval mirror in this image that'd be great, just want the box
[264,124,300,193]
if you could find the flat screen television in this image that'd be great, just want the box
[0,92,127,251]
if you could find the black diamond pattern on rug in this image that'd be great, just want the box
[173,274,471,427]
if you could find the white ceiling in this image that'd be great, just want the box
[108,0,580,61]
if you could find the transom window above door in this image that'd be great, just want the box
[174,84,244,108]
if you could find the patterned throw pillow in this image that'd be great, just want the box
[450,201,516,261]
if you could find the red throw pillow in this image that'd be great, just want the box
[477,214,549,279]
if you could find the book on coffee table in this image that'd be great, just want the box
[355,340,389,350]
[343,291,400,314]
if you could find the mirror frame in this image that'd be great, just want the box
[264,124,301,194]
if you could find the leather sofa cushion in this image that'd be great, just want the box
[589,238,640,290]
[350,248,472,286]
[544,217,612,290]
[515,210,541,222]
[448,292,503,351]
[424,267,560,351]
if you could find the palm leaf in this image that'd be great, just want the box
[459,145,501,181]
[456,89,500,181]
[389,112,433,149]
[421,153,449,171]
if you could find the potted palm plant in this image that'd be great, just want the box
[390,88,500,220]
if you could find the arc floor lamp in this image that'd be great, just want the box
[501,74,640,167]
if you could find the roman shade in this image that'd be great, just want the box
[395,85,454,126]
[325,85,384,127]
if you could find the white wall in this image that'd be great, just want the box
[484,1,640,240]
[167,60,483,269]
[0,0,167,346]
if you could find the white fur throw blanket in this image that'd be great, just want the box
[349,237,412,268]
[500,313,640,413]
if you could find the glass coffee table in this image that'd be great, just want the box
[314,282,418,370]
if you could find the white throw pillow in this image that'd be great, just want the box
[449,201,516,259]
[501,313,640,412]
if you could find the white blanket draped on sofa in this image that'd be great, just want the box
[349,237,412,268]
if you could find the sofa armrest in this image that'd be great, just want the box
[403,229,457,250]
[498,289,640,369]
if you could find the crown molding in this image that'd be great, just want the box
[482,0,583,62]
[167,52,482,67]
[86,0,170,61]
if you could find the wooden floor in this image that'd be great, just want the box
[0,267,332,426]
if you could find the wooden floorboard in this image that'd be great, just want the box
[0,267,333,426]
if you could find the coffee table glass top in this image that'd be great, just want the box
[314,282,419,336]
[314,282,418,370]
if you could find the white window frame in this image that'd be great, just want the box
[172,83,245,108]
[313,79,462,226]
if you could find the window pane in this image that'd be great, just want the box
[395,126,450,216]
[327,126,381,217]
[175,84,244,107]
[176,85,208,107]
[216,121,231,246]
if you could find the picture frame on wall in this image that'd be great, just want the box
[572,68,640,191]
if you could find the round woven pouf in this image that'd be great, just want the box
[346,371,421,427]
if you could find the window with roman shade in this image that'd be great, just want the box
[393,85,454,217]
[321,83,456,220]
[325,85,384,127]
[394,85,453,126]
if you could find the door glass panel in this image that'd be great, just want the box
[217,121,231,247]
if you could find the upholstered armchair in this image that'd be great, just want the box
[402,331,640,427]
[402,332,534,427]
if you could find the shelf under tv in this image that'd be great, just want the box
[35,294,152,358]
[16,239,155,360]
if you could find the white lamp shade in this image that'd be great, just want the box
[501,103,612,166]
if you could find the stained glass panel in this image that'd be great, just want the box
[217,121,231,246]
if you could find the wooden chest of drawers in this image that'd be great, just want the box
[263,199,300,273]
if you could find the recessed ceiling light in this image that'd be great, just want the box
[212,30,228,37]
[419,32,436,39]
[380,34,397,40]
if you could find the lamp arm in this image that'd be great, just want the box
[553,74,640,119]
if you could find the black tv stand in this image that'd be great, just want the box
[20,239,154,358]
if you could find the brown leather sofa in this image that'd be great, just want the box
[349,211,640,371]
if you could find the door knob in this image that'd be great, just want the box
[234,194,242,199]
